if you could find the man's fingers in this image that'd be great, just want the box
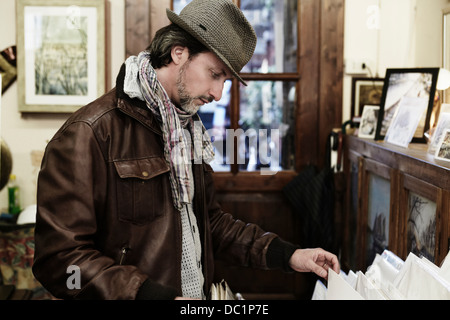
[309,260,328,279]
[321,251,340,274]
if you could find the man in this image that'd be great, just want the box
[32,0,339,300]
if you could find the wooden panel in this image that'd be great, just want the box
[213,192,316,299]
[212,171,296,193]
[216,193,299,242]
[318,0,344,168]
[297,0,320,169]
[340,141,365,271]
[125,0,170,57]
[125,0,151,57]
[297,0,344,170]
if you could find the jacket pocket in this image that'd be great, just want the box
[114,156,170,225]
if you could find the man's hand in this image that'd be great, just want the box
[289,248,340,280]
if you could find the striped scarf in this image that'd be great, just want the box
[134,51,214,211]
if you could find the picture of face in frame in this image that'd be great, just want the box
[358,105,379,139]
[375,68,440,143]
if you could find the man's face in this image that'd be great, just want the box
[175,51,232,114]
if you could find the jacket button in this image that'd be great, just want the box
[142,171,149,177]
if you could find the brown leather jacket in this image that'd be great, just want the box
[32,67,297,299]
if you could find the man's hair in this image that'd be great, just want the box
[146,24,209,69]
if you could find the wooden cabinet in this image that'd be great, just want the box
[342,135,450,272]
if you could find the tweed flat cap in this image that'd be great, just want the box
[166,0,256,85]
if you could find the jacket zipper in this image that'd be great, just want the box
[119,247,130,265]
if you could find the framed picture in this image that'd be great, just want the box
[16,0,105,113]
[428,104,450,154]
[398,174,447,265]
[357,158,399,270]
[384,96,428,148]
[435,128,450,162]
[375,68,440,142]
[358,105,379,139]
[351,77,384,119]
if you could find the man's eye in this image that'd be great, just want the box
[211,72,220,79]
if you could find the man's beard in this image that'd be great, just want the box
[176,60,213,115]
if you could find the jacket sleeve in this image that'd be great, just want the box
[204,165,300,272]
[32,121,167,299]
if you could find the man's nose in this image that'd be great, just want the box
[210,82,224,101]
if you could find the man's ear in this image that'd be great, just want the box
[171,46,188,66]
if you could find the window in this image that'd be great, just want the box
[173,0,298,175]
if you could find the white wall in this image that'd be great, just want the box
[342,0,450,122]
[0,0,125,211]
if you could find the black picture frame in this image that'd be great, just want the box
[375,68,440,142]
[351,77,384,119]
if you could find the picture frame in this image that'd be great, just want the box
[428,104,450,154]
[434,128,450,162]
[357,158,399,270]
[398,174,446,265]
[375,68,440,142]
[16,0,105,113]
[384,96,428,148]
[351,77,384,119]
[358,105,379,139]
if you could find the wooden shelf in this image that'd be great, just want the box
[346,135,450,190]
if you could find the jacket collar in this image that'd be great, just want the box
[114,62,203,136]
[115,63,162,136]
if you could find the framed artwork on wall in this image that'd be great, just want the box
[375,68,440,142]
[351,77,384,119]
[16,0,105,113]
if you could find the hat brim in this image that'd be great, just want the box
[166,9,247,86]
